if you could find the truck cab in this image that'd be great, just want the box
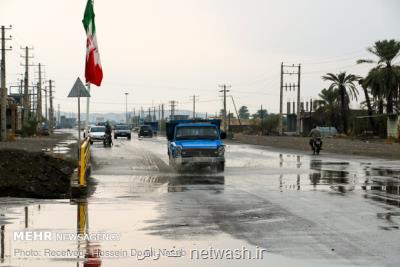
[166,120,226,172]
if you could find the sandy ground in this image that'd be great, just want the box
[233,134,400,159]
[0,130,77,160]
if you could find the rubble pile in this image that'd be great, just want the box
[0,149,74,198]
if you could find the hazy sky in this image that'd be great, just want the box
[1,0,399,115]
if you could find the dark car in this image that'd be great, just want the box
[114,124,131,140]
[138,125,153,138]
[38,123,50,136]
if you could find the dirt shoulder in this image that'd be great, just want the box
[0,130,78,199]
[233,133,400,160]
[0,130,77,160]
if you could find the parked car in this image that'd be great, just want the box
[88,126,106,144]
[38,123,50,136]
[138,125,153,138]
[114,124,131,140]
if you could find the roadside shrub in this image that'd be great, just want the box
[21,117,38,137]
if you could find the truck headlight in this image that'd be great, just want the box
[218,145,225,156]
[175,146,182,156]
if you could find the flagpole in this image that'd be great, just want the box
[85,83,90,132]
[78,93,81,161]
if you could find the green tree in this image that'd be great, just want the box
[357,39,400,114]
[238,106,250,119]
[252,108,268,119]
[322,72,359,134]
[314,88,340,127]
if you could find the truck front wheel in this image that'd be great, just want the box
[217,162,225,172]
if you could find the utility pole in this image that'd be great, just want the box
[279,63,301,135]
[153,106,156,121]
[191,95,199,119]
[161,103,164,121]
[169,100,177,118]
[48,80,54,132]
[19,79,23,105]
[1,25,12,142]
[36,63,43,121]
[85,83,90,132]
[57,104,60,125]
[218,84,231,132]
[260,105,264,135]
[279,63,283,135]
[125,92,128,123]
[230,95,242,126]
[21,46,34,123]
[44,88,48,121]
[297,64,301,135]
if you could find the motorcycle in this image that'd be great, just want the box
[311,138,322,155]
[103,133,113,147]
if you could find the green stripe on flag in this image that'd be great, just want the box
[82,0,95,34]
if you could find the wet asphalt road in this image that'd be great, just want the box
[1,133,400,267]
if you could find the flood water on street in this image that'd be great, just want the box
[1,134,400,267]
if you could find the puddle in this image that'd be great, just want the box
[0,200,349,267]
[42,139,76,156]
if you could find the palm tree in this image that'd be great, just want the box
[357,39,400,114]
[322,72,359,134]
[314,88,340,127]
[358,78,376,130]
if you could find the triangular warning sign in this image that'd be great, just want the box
[68,77,91,98]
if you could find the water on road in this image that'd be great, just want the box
[1,135,400,267]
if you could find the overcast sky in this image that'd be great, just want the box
[1,0,399,115]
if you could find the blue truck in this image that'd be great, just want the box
[166,119,226,172]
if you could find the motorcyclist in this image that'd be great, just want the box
[105,121,112,145]
[309,125,322,152]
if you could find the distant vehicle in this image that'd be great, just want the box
[311,138,322,155]
[138,125,153,138]
[144,121,159,135]
[88,126,106,144]
[38,123,49,136]
[166,119,226,172]
[114,124,131,140]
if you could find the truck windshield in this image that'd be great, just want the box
[175,126,219,140]
[116,125,130,130]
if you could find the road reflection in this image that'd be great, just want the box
[73,199,102,267]
[168,175,225,192]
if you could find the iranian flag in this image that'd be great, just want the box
[82,0,103,86]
